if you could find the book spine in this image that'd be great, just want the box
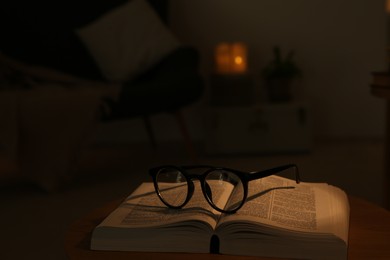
[209,234,220,254]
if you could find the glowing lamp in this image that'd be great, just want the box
[215,42,247,74]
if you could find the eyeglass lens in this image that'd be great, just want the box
[205,170,245,212]
[156,167,188,207]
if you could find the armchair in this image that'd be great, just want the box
[0,0,204,190]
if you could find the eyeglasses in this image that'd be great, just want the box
[149,164,300,214]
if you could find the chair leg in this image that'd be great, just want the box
[173,110,198,163]
[143,116,157,148]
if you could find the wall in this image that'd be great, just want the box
[169,0,387,138]
[96,0,387,144]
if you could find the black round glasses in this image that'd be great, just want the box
[149,164,300,214]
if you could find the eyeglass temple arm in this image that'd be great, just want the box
[149,165,215,175]
[248,164,301,183]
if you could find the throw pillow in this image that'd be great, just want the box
[76,0,180,82]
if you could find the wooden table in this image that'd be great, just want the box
[64,196,390,260]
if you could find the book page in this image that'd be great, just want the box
[219,176,333,233]
[98,181,232,230]
[315,183,350,242]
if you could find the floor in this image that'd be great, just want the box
[0,138,386,260]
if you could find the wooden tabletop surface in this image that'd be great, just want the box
[64,196,390,260]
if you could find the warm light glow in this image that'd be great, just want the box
[215,43,231,74]
[387,0,390,13]
[234,56,243,64]
[215,42,247,74]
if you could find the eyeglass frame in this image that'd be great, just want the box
[149,164,300,214]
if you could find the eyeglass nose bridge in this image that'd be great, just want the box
[185,174,215,207]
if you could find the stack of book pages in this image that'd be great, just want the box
[91,175,350,260]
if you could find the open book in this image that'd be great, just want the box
[91,175,350,260]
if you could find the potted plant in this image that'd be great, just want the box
[262,46,302,102]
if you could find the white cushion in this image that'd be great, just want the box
[76,0,180,82]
